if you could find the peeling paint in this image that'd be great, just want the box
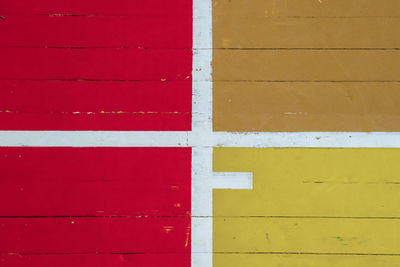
[0,110,189,115]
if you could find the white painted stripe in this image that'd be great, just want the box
[191,0,215,266]
[0,131,188,147]
[191,148,213,266]
[1,131,400,148]
[212,132,400,148]
[212,172,253,190]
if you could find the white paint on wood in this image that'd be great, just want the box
[1,1,400,266]
[1,131,400,148]
[0,131,188,147]
[212,172,253,190]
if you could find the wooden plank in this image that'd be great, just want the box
[212,0,400,132]
[213,0,400,18]
[0,80,191,130]
[0,147,191,216]
[0,112,191,131]
[0,0,192,130]
[0,15,191,48]
[213,82,400,132]
[0,217,190,253]
[213,50,400,81]
[214,18,400,48]
[0,81,191,111]
[1,254,190,267]
[213,148,400,217]
[214,217,400,254]
[0,48,192,81]
[214,254,400,267]
[0,0,192,15]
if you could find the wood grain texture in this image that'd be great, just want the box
[0,48,191,81]
[0,80,191,130]
[0,147,191,266]
[214,217,400,254]
[213,148,400,266]
[213,148,400,217]
[213,0,400,18]
[213,0,400,132]
[0,0,191,15]
[214,18,400,49]
[0,47,191,130]
[214,254,400,267]
[0,217,190,253]
[0,15,191,48]
[0,147,191,216]
[1,254,189,267]
[213,82,400,132]
[213,50,400,82]
[0,0,192,131]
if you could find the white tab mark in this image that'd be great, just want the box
[211,172,253,190]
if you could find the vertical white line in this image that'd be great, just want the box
[192,0,213,134]
[192,0,214,266]
[191,147,213,267]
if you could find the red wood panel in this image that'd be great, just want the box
[0,0,192,130]
[0,147,191,216]
[0,15,191,48]
[0,48,192,130]
[1,254,189,267]
[0,217,190,253]
[0,0,192,16]
[0,80,191,130]
[0,112,190,131]
[0,48,191,81]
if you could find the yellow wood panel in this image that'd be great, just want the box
[213,82,400,132]
[214,254,400,267]
[213,148,400,217]
[213,148,400,265]
[214,217,400,254]
[213,50,400,81]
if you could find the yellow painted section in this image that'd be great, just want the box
[213,148,400,217]
[213,148,400,265]
[214,254,400,267]
[214,217,400,253]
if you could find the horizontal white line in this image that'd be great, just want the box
[1,131,399,147]
[212,132,400,148]
[0,131,188,147]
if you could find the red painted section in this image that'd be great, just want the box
[0,217,190,253]
[0,0,192,130]
[0,0,192,16]
[0,0,193,264]
[0,147,191,266]
[0,80,191,130]
[0,15,191,48]
[1,254,189,267]
[0,147,191,216]
[0,48,192,129]
[0,112,191,131]
[0,48,191,81]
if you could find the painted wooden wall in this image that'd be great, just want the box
[0,0,192,266]
[212,1,400,266]
[1,0,400,267]
[213,0,400,132]
[0,0,192,130]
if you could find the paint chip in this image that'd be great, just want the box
[163,226,174,233]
